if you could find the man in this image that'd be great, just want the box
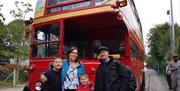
[94,46,136,91]
[165,60,172,90]
[168,54,180,91]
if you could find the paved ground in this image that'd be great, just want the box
[0,69,173,91]
[0,84,25,91]
[145,69,172,91]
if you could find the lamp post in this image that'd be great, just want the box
[167,10,172,56]
[170,0,175,54]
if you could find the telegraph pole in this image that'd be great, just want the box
[170,0,175,54]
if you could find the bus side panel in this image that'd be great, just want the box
[81,59,100,82]
[28,60,50,91]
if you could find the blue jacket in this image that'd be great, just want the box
[61,59,85,85]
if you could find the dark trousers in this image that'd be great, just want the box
[166,74,172,89]
[64,89,76,91]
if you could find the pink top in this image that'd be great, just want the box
[76,82,93,91]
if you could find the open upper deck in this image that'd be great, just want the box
[34,0,117,19]
[33,0,144,51]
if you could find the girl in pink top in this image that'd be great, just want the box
[76,73,93,91]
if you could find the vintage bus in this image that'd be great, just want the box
[25,0,145,90]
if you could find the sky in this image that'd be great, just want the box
[1,0,180,52]
[134,0,180,48]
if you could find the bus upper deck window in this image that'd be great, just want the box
[34,23,60,43]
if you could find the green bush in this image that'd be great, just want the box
[19,68,28,82]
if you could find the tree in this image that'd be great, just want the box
[147,23,170,73]
[0,4,5,24]
[0,21,14,63]
[10,1,33,20]
[0,23,8,61]
[147,23,180,74]
[175,25,180,55]
[0,4,16,63]
[7,1,33,83]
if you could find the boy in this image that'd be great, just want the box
[41,57,63,91]
[76,73,93,91]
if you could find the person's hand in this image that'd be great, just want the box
[40,75,48,83]
[174,67,178,70]
[171,68,178,72]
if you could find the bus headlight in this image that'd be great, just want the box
[116,0,127,7]
[35,81,42,91]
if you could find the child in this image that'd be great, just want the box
[41,57,63,91]
[76,73,93,91]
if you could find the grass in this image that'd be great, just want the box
[0,81,13,88]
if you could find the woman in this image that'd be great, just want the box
[62,47,86,91]
[41,47,85,91]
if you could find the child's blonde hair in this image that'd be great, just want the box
[52,57,62,62]
[48,57,63,69]
[79,73,89,79]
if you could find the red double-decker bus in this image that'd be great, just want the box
[25,0,145,91]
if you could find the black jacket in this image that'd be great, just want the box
[41,69,62,91]
[94,59,136,91]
